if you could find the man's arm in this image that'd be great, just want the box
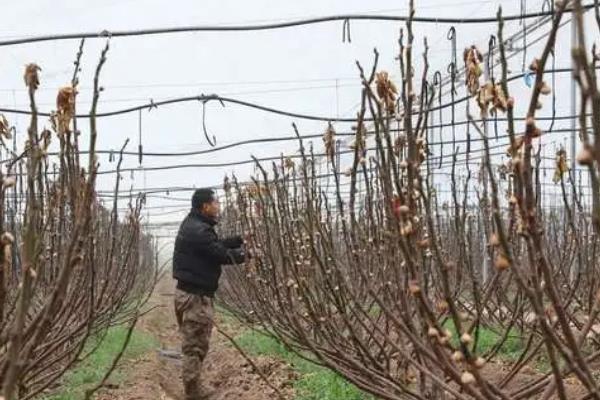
[220,235,243,249]
[195,230,245,265]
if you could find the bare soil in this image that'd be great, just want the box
[95,278,296,400]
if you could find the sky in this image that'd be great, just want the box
[0,0,594,256]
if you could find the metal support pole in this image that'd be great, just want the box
[481,59,490,284]
[570,14,579,283]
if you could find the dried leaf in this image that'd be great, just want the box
[464,46,483,96]
[375,71,397,114]
[506,136,524,157]
[24,63,41,90]
[0,115,12,139]
[476,82,508,117]
[284,157,295,170]
[552,149,569,183]
[55,85,78,134]
[322,122,336,161]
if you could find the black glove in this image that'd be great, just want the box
[226,247,246,264]
[221,235,243,249]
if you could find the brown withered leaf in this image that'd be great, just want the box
[284,157,295,170]
[24,63,41,90]
[464,46,483,96]
[323,122,336,161]
[478,82,509,117]
[506,136,524,157]
[57,86,77,114]
[553,149,569,184]
[491,84,508,113]
[55,85,78,134]
[0,115,12,139]
[375,71,398,114]
[40,129,52,151]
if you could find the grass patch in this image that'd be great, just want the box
[443,320,524,360]
[44,325,157,400]
[235,328,374,400]
[442,320,559,373]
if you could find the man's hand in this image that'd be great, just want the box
[221,235,243,249]
[227,247,246,264]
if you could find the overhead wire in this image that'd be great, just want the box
[0,5,595,47]
[0,111,583,165]
[0,67,590,121]
[0,4,591,228]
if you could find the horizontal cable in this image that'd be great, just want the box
[97,144,565,200]
[0,112,570,163]
[88,127,586,175]
[0,6,593,47]
[0,125,576,179]
[0,68,583,123]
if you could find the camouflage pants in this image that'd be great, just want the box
[174,289,214,400]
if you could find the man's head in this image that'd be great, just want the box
[192,188,220,219]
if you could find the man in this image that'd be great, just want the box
[172,188,245,400]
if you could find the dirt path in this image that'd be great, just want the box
[96,279,296,400]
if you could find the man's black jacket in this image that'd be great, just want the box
[172,209,244,297]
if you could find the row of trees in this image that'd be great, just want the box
[0,43,157,399]
[220,1,600,399]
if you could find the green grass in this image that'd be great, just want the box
[443,320,524,359]
[235,329,374,400]
[44,325,158,400]
[441,320,559,373]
